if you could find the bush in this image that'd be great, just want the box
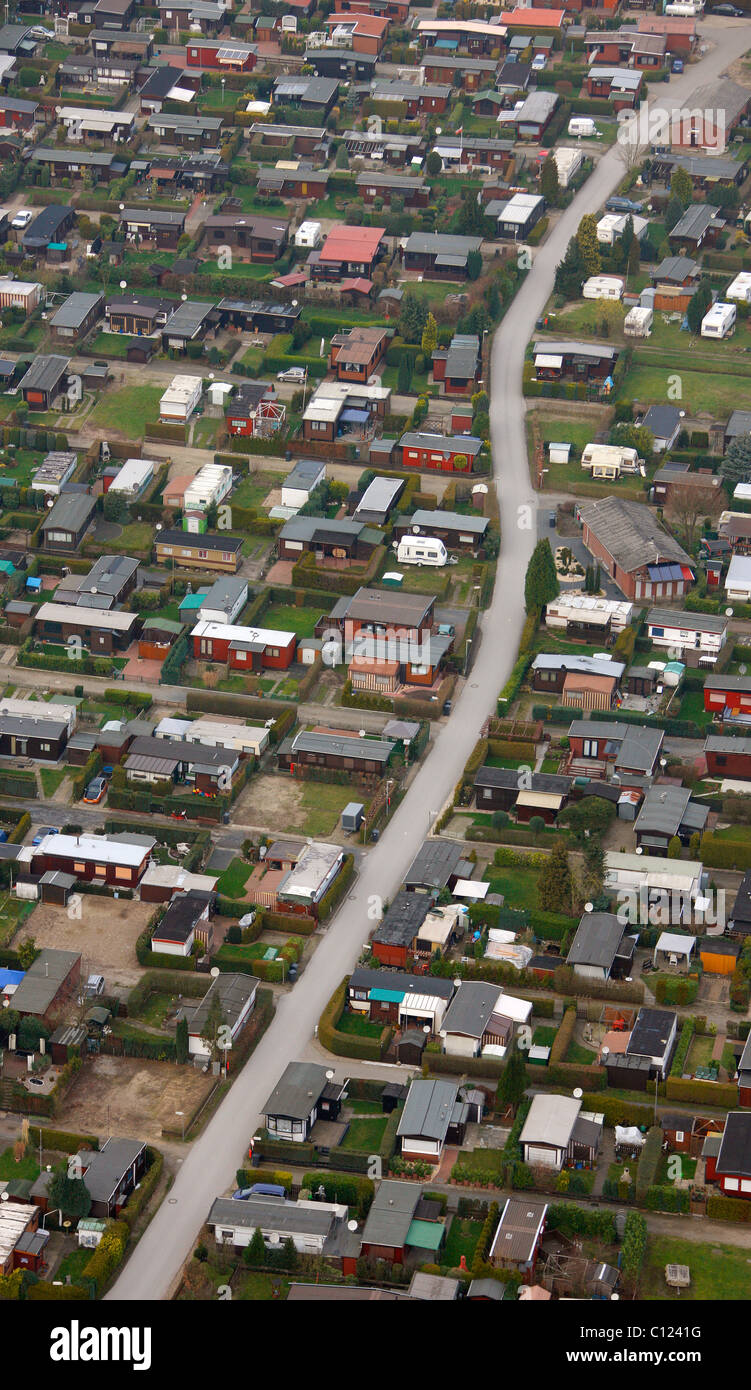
[301,1171,374,1217]
[670,1016,695,1077]
[635,1126,662,1201]
[81,1219,130,1296]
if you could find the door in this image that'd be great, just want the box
[525,1145,558,1167]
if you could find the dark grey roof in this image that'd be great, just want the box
[716,1112,751,1179]
[49,292,103,331]
[397,1078,459,1142]
[156,528,243,554]
[670,202,725,241]
[647,607,726,635]
[374,890,433,947]
[180,972,257,1037]
[348,967,454,999]
[82,1138,145,1204]
[404,231,482,257]
[19,355,70,396]
[289,730,395,763]
[578,496,692,574]
[41,492,96,535]
[262,1060,332,1120]
[442,982,503,1038]
[401,509,488,537]
[566,912,625,970]
[208,1194,336,1236]
[652,255,700,283]
[361,1179,421,1248]
[627,1006,676,1060]
[404,839,464,890]
[635,785,708,838]
[641,405,683,440]
[474,765,572,796]
[534,339,618,362]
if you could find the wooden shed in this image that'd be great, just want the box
[699,937,739,975]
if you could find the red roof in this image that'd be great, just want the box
[506,6,565,28]
[325,11,389,34]
[319,224,385,264]
[271,271,308,288]
[339,277,374,295]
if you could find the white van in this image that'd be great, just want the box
[395,536,448,567]
[568,117,597,138]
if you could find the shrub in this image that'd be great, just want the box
[635,1126,662,1201]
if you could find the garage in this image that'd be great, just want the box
[524,1144,559,1168]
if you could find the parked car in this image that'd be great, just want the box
[443,699,452,716]
[531,53,547,70]
[83,775,108,805]
[712,4,743,13]
[85,974,105,998]
[286,962,298,983]
[276,367,306,383]
[232,1187,254,1201]
[32,825,58,847]
[11,210,32,230]
[605,195,644,214]
[0,830,7,844]
[249,1183,286,1198]
[672,58,684,72]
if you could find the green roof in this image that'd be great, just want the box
[407,1219,444,1251]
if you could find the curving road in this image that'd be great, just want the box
[108,21,751,1302]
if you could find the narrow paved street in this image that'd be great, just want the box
[108,24,751,1301]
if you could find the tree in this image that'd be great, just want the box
[243,1227,266,1267]
[669,480,721,551]
[576,214,601,276]
[554,236,585,300]
[686,278,712,335]
[17,938,38,971]
[667,835,682,859]
[540,155,559,206]
[466,249,482,281]
[47,1166,92,1223]
[524,538,559,613]
[176,1015,189,1065]
[620,214,635,270]
[398,291,428,344]
[580,839,606,902]
[670,164,693,209]
[457,187,487,237]
[558,796,616,844]
[720,434,751,492]
[103,489,130,525]
[397,353,413,394]
[281,1236,298,1271]
[627,235,641,277]
[664,194,684,234]
[421,311,438,356]
[426,150,441,177]
[200,991,227,1063]
[335,141,349,169]
[537,843,572,914]
[609,420,654,465]
[498,1040,527,1111]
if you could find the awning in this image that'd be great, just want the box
[516,790,564,810]
[434,254,467,268]
[453,878,488,900]
[340,408,369,424]
[406,1219,444,1251]
[535,353,563,369]
[399,993,440,1017]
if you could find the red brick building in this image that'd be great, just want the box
[191,620,296,670]
[577,497,694,602]
[398,430,484,473]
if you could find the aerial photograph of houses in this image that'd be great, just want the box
[0,0,748,1357]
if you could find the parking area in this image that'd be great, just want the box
[17,898,157,988]
[55,1055,216,1144]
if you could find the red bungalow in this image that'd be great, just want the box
[185,40,257,71]
[398,430,484,473]
[710,1113,751,1197]
[329,325,388,383]
[191,619,296,671]
[323,13,390,54]
[341,0,409,17]
[704,735,751,778]
[30,832,155,888]
[703,673,751,721]
[637,15,697,55]
[225,381,285,438]
[313,223,386,282]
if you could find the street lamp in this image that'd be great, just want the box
[221,77,226,105]
[175,1110,185,1141]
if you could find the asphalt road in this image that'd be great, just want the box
[107,23,751,1302]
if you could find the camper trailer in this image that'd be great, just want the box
[665,0,702,14]
[395,536,449,567]
[624,305,653,338]
[701,302,736,340]
[582,276,624,301]
[568,117,596,138]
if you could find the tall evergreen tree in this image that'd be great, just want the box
[498,1040,527,1111]
[576,214,601,276]
[524,539,559,613]
[176,1015,189,1065]
[540,155,559,206]
[720,434,751,492]
[421,312,438,355]
[670,164,693,208]
[554,236,585,299]
[537,842,572,914]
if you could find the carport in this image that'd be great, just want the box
[653,931,695,971]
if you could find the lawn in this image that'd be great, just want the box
[0,1146,40,1181]
[88,332,133,359]
[0,897,33,949]
[451,1147,505,1182]
[396,279,465,305]
[263,604,322,639]
[85,522,154,555]
[533,1025,558,1048]
[55,1247,92,1284]
[685,1034,716,1072]
[217,858,253,898]
[40,766,69,798]
[192,417,223,449]
[131,989,183,1030]
[678,689,712,728]
[540,757,561,773]
[229,471,278,510]
[484,866,541,912]
[336,1011,383,1039]
[340,1117,388,1151]
[90,385,165,436]
[442,1217,483,1269]
[640,1236,751,1300]
[565,1038,598,1066]
[299,782,355,837]
[621,363,751,417]
[239,346,265,373]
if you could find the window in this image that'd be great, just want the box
[236,651,247,662]
[675,1130,684,1144]
[725,1178,740,1191]
[74,862,86,874]
[94,864,106,877]
[115,867,131,882]
[40,743,50,752]
[583,739,598,758]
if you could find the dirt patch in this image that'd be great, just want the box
[56,1055,216,1144]
[18,899,156,989]
[232,773,305,831]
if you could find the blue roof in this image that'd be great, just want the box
[0,969,24,988]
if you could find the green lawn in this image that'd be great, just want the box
[640,1237,751,1300]
[621,363,751,417]
[192,417,223,449]
[484,866,541,912]
[565,1038,598,1066]
[90,385,165,436]
[685,1035,716,1072]
[443,1217,483,1269]
[85,522,154,555]
[40,766,69,798]
[229,471,278,510]
[263,605,322,639]
[533,1025,558,1048]
[336,1011,383,1039]
[299,782,356,837]
[0,1146,40,1181]
[55,1246,92,1284]
[679,689,712,728]
[217,858,253,898]
[0,897,33,949]
[131,989,184,1030]
[340,1117,388,1151]
[87,332,133,359]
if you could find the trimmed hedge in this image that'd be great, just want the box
[119,1146,163,1231]
[665,1076,738,1108]
[706,1194,751,1223]
[318,977,391,1062]
[670,1016,695,1077]
[318,853,355,922]
[635,1125,662,1201]
[82,1219,130,1296]
[29,1126,98,1154]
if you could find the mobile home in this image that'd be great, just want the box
[395,536,448,567]
[701,302,736,340]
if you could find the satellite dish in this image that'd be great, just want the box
[573,1087,583,1099]
[585,901,593,913]
[347,1219,358,1232]
[210,966,220,978]
[359,729,365,738]
[413,524,420,533]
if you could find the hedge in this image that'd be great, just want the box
[301,1171,374,1217]
[665,1076,738,1108]
[620,1211,648,1288]
[318,977,391,1062]
[119,1146,163,1230]
[550,1006,575,1065]
[635,1125,662,1201]
[318,853,355,922]
[28,1125,98,1154]
[706,1194,751,1223]
[497,653,533,715]
[81,1219,130,1296]
[547,1203,615,1242]
[699,831,751,871]
[580,1092,654,1129]
[670,1016,695,1077]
